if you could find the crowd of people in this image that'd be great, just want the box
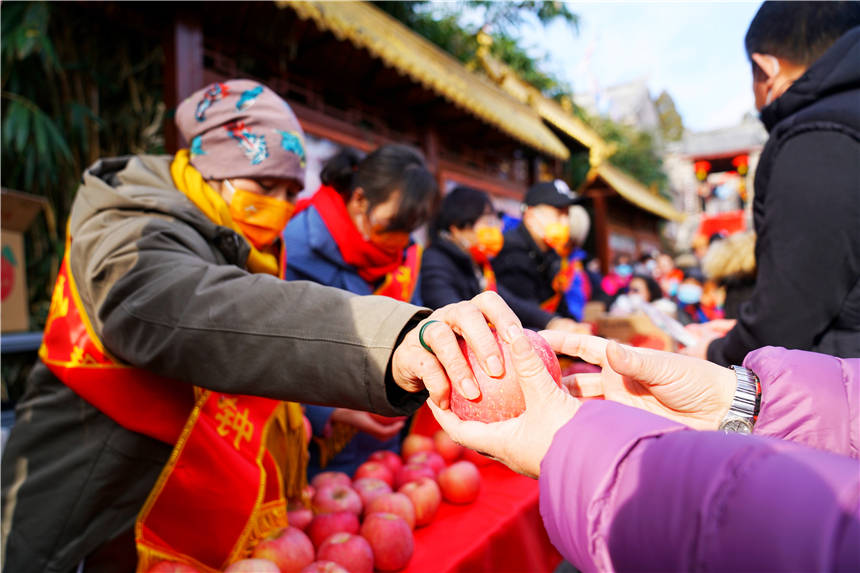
[1,2,858,573]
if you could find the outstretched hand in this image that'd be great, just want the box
[429,332,581,478]
[543,331,736,430]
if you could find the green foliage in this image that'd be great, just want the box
[655,90,684,142]
[1,1,165,328]
[592,114,670,198]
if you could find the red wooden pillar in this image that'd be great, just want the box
[591,190,611,276]
[423,128,445,194]
[163,12,204,153]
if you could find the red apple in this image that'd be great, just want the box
[317,532,374,573]
[406,451,446,476]
[398,477,442,527]
[287,508,314,531]
[354,461,394,487]
[312,484,362,516]
[365,492,416,530]
[438,461,481,504]
[307,511,360,549]
[400,434,434,460]
[300,562,349,573]
[369,413,407,425]
[360,513,414,571]
[451,330,562,422]
[394,462,436,489]
[224,558,280,573]
[311,471,351,490]
[433,430,464,464]
[251,526,314,573]
[368,450,403,476]
[352,477,392,510]
[147,563,202,573]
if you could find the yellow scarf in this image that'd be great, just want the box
[170,149,280,276]
[169,149,307,501]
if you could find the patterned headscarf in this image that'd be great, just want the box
[175,79,306,185]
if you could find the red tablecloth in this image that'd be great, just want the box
[403,459,561,573]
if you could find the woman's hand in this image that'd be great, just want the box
[391,291,522,409]
[544,331,736,430]
[330,409,405,441]
[428,332,581,478]
[680,319,737,358]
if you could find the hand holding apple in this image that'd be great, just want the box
[390,291,523,410]
[428,331,582,478]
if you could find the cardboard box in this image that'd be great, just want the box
[1,189,52,333]
[596,312,675,352]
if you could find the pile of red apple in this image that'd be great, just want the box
[149,330,563,573]
[148,431,480,573]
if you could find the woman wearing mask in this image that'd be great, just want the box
[601,254,633,299]
[421,186,505,309]
[676,269,724,325]
[283,145,440,477]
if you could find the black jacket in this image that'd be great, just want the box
[708,27,860,366]
[421,236,485,309]
[492,222,570,329]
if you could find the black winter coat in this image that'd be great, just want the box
[708,27,860,366]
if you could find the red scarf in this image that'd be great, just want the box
[297,185,403,284]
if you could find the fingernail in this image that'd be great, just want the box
[461,377,480,400]
[487,355,504,377]
[511,334,531,357]
[505,324,523,343]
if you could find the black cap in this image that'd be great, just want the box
[524,180,579,208]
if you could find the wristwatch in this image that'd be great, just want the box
[719,366,762,434]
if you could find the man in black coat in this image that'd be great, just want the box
[688,2,860,365]
[493,181,585,332]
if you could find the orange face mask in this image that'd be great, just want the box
[543,221,570,255]
[225,180,295,250]
[369,229,411,254]
[469,225,504,264]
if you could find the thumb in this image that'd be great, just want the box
[510,333,561,404]
[605,340,666,386]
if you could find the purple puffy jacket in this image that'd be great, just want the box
[539,347,860,571]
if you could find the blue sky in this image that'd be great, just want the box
[512,2,763,132]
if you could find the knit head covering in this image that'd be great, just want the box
[175,79,306,185]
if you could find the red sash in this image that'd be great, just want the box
[541,257,574,313]
[40,238,294,572]
[482,262,498,293]
[373,243,422,302]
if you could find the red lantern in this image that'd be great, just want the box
[732,154,749,176]
[694,160,711,182]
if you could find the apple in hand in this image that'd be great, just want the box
[307,511,360,549]
[437,461,481,504]
[317,533,374,573]
[451,330,562,422]
[312,484,362,515]
[400,434,434,460]
[251,527,314,573]
[365,492,416,530]
[224,558,281,573]
[369,413,407,425]
[398,477,441,527]
[360,513,414,572]
[368,450,403,476]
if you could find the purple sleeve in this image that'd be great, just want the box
[746,346,859,459]
[539,400,860,572]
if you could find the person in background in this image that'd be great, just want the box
[685,2,860,365]
[600,254,633,300]
[633,252,657,277]
[675,268,723,325]
[655,252,683,298]
[702,231,756,320]
[429,329,859,572]
[562,205,592,322]
[283,145,440,477]
[493,180,586,333]
[421,186,505,309]
[609,273,676,318]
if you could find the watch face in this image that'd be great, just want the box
[721,418,753,434]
